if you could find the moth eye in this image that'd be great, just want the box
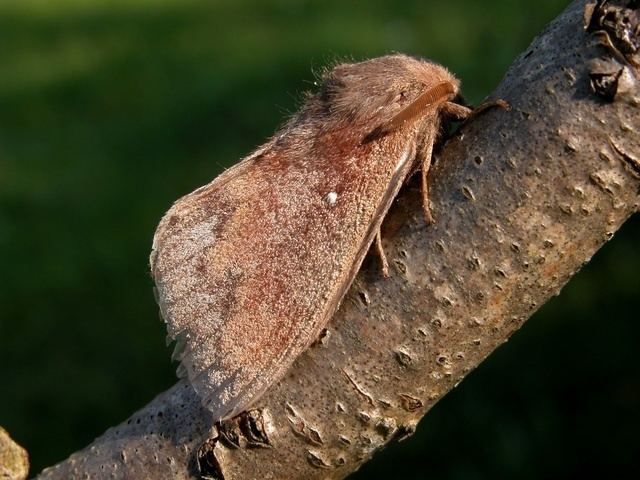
[452,93,469,107]
[398,91,408,102]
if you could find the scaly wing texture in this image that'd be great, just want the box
[150,126,421,421]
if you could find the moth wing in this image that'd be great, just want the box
[150,134,419,421]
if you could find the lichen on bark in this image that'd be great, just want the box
[0,426,29,480]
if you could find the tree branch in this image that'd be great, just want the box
[36,1,639,478]
[0,427,29,480]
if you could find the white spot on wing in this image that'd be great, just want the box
[325,191,338,205]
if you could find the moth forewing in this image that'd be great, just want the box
[150,54,466,421]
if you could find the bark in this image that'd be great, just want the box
[36,1,639,478]
[0,427,29,480]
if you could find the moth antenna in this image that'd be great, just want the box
[363,81,455,143]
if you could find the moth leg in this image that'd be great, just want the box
[471,99,510,117]
[421,158,435,225]
[375,228,390,278]
[443,99,509,124]
[441,101,473,121]
[417,138,435,225]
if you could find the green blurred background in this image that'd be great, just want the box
[1,0,638,478]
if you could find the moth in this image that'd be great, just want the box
[150,54,477,422]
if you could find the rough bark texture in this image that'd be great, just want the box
[0,427,29,480]
[36,1,639,479]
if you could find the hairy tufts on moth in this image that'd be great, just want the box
[150,54,490,422]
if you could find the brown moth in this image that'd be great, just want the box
[150,54,474,422]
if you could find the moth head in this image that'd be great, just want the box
[316,54,461,130]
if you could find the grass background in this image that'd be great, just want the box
[1,0,638,478]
